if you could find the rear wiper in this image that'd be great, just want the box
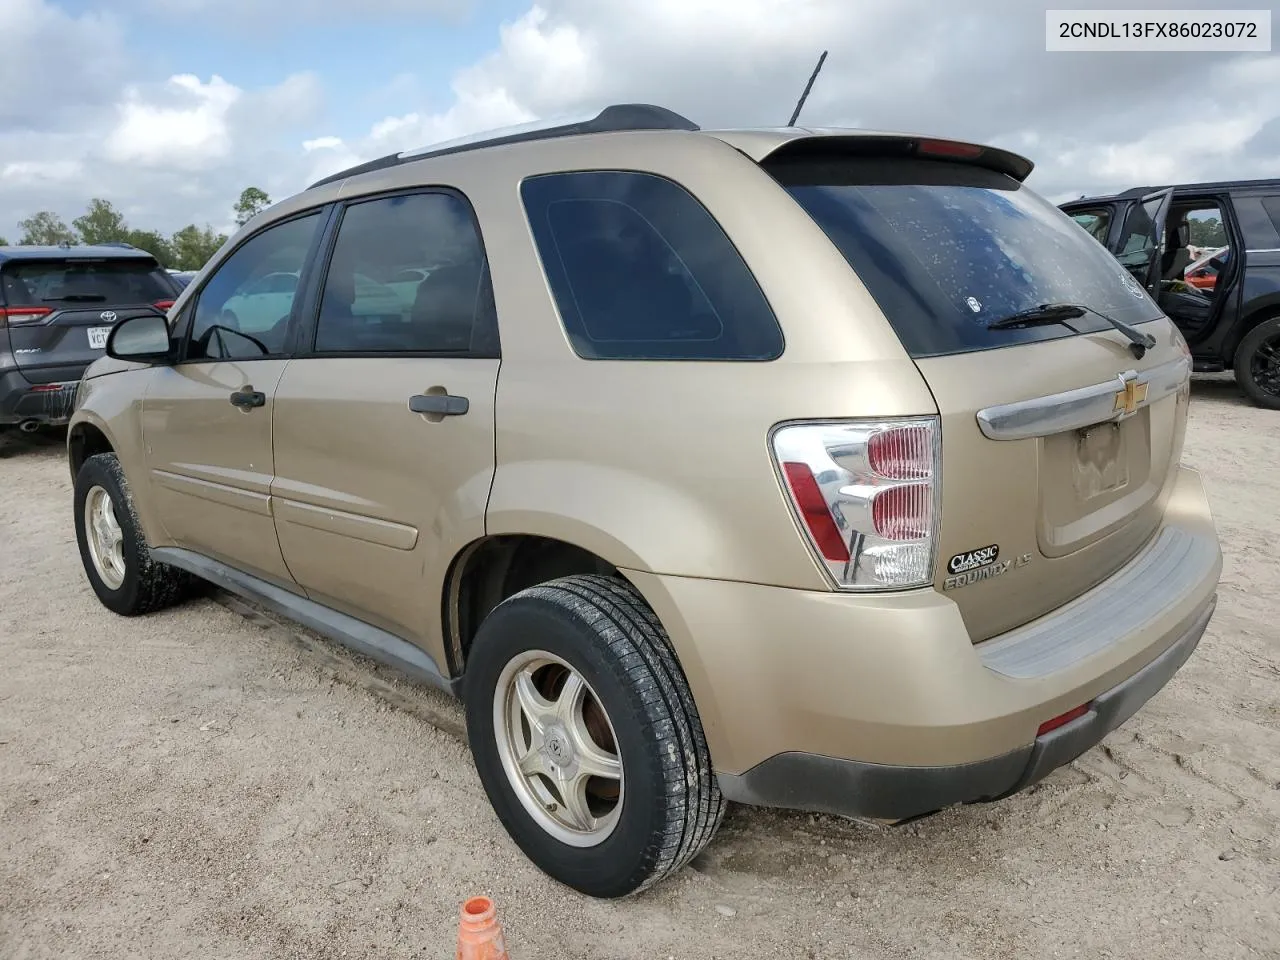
[986,303,1084,333]
[43,294,107,302]
[987,302,1158,359]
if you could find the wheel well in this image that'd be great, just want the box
[445,535,618,675]
[1228,301,1280,365]
[67,423,114,479]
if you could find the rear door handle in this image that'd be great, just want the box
[408,394,469,417]
[230,389,266,409]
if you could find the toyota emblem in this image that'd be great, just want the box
[99,310,118,322]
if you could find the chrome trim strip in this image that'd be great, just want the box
[976,355,1190,441]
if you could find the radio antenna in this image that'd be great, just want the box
[787,50,828,127]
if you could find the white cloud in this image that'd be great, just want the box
[104,75,241,169]
[0,0,126,128]
[4,0,1279,241]
[303,136,345,152]
[138,0,468,20]
[1,160,84,185]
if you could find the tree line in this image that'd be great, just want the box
[0,187,273,272]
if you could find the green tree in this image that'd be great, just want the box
[169,224,226,271]
[233,186,271,226]
[0,236,9,247]
[125,229,175,268]
[18,211,77,246]
[72,198,130,245]
[1188,216,1227,248]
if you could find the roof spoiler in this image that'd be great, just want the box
[760,133,1035,182]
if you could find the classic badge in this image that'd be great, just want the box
[947,544,1000,575]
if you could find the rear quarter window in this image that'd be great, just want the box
[1238,195,1280,249]
[519,170,784,360]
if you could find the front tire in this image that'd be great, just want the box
[1234,316,1280,410]
[463,574,724,898]
[73,452,194,616]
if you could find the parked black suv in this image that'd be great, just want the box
[0,244,180,432]
[1061,178,1280,408]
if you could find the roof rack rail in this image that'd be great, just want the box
[307,103,700,189]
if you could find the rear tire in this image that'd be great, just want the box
[463,574,725,898]
[1233,316,1280,410]
[73,452,195,616]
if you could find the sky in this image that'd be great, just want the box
[1,0,1278,238]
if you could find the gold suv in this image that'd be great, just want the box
[67,104,1223,899]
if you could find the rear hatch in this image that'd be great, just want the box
[764,142,1191,641]
[1,255,176,384]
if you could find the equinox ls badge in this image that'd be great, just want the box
[943,550,1032,591]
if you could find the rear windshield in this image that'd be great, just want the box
[0,258,173,307]
[767,157,1163,358]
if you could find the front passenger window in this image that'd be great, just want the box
[188,212,321,361]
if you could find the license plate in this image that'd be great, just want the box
[87,326,112,350]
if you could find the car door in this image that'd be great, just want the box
[1064,204,1114,246]
[1112,188,1174,297]
[142,209,328,587]
[270,189,500,648]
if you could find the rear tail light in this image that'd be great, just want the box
[0,306,53,327]
[153,299,175,311]
[771,417,940,590]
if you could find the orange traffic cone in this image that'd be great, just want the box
[456,895,509,960]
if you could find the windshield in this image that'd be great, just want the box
[1,258,173,306]
[766,157,1162,358]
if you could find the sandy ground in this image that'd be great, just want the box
[1,375,1278,960]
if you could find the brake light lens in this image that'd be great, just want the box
[153,299,175,312]
[0,306,53,327]
[917,138,984,160]
[772,417,940,590]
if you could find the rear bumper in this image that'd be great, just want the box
[0,369,80,425]
[625,464,1222,819]
[715,594,1214,821]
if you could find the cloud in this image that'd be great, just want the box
[4,0,1279,240]
[140,0,468,17]
[104,75,241,170]
[0,0,127,130]
[1,160,85,186]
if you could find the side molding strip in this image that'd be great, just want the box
[151,547,456,697]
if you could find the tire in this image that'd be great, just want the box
[1233,316,1280,410]
[73,452,194,616]
[463,574,725,898]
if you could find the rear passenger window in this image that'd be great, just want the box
[520,171,783,360]
[1257,196,1280,246]
[1233,196,1280,250]
[313,192,497,356]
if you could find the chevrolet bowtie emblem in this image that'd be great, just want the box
[1113,373,1149,416]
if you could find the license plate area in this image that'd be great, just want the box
[87,326,112,350]
[1072,421,1129,500]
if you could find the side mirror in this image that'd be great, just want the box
[106,314,174,364]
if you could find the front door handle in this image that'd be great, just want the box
[408,393,469,417]
[230,389,266,409]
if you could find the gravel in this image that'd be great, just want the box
[1,376,1277,959]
